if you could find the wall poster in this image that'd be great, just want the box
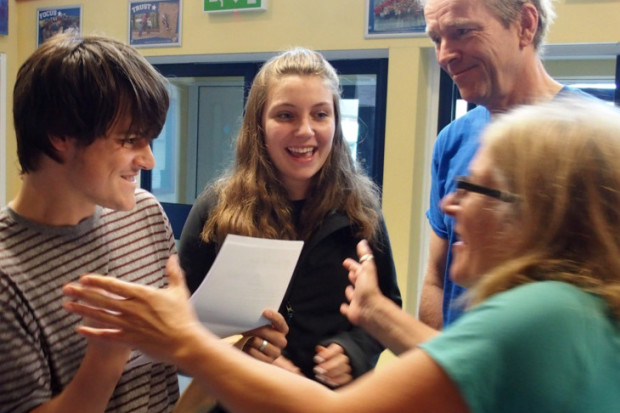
[0,53,6,206]
[365,0,426,39]
[0,0,8,36]
[129,0,181,48]
[37,5,82,47]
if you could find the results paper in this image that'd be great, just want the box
[189,234,304,338]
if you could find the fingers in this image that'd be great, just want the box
[263,308,289,335]
[64,255,187,309]
[339,302,350,318]
[63,300,117,326]
[242,336,279,363]
[252,326,287,354]
[344,284,354,303]
[65,275,145,302]
[165,254,188,293]
[313,344,353,388]
[272,355,302,375]
[314,344,340,363]
[340,286,362,326]
[241,309,289,363]
[357,241,378,274]
[342,257,360,273]
[76,324,127,342]
[63,282,133,317]
[342,240,376,281]
[356,239,373,258]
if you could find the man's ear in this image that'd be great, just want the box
[518,3,538,48]
[49,135,74,160]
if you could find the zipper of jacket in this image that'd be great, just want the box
[286,302,294,321]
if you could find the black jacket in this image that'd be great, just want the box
[179,188,402,382]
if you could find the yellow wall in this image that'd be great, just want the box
[1,1,620,330]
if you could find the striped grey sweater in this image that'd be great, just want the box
[0,189,179,412]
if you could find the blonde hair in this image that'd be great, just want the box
[201,47,381,244]
[468,97,620,320]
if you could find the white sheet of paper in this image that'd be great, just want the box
[189,234,304,338]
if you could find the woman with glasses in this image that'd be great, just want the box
[63,97,620,412]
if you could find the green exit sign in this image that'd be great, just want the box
[204,0,267,13]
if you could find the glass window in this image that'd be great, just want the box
[149,76,246,204]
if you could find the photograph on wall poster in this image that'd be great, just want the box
[129,0,181,48]
[0,0,8,36]
[37,5,81,47]
[365,0,426,38]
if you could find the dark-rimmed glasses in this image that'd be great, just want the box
[455,176,519,203]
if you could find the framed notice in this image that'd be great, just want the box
[365,0,426,39]
[37,5,82,47]
[0,0,7,36]
[129,0,181,48]
[0,53,5,206]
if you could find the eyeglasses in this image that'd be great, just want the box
[455,176,519,203]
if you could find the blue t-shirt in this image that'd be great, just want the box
[420,281,620,413]
[426,86,592,326]
[426,105,490,326]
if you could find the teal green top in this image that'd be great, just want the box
[420,281,620,413]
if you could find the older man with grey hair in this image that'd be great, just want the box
[418,0,593,330]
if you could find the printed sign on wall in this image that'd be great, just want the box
[129,0,182,48]
[0,0,8,36]
[365,0,426,39]
[37,5,82,47]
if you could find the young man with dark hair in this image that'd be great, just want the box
[0,33,178,413]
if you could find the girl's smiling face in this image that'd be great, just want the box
[262,74,335,200]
